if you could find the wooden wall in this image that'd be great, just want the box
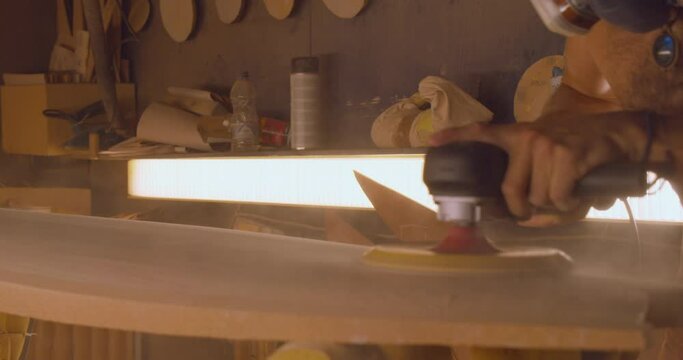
[2,1,564,359]
[124,1,565,359]
[0,1,56,74]
[0,2,91,189]
[130,0,564,148]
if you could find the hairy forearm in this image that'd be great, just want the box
[539,83,682,189]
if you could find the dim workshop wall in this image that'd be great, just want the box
[119,2,562,359]
[0,0,57,182]
[0,1,56,74]
[130,0,563,148]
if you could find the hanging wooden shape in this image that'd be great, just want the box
[216,0,244,24]
[160,0,196,42]
[322,0,367,19]
[128,0,151,33]
[264,0,295,20]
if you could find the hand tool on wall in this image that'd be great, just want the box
[43,101,123,150]
[83,0,123,131]
[364,142,656,273]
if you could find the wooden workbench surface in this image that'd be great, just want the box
[0,209,670,351]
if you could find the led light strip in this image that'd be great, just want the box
[588,177,683,223]
[129,155,434,210]
[128,156,683,222]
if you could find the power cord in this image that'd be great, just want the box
[621,197,642,273]
[626,112,659,274]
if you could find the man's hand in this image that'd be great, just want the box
[430,112,650,227]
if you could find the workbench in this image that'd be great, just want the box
[0,209,681,356]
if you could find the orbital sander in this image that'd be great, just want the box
[363,142,649,273]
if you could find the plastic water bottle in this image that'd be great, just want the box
[230,72,260,151]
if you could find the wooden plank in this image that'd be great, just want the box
[56,0,73,46]
[324,210,374,245]
[0,209,661,351]
[72,0,85,33]
[27,321,54,360]
[354,172,449,243]
[51,323,73,360]
[90,328,108,360]
[0,335,10,360]
[71,326,91,360]
[0,188,91,215]
[109,0,122,83]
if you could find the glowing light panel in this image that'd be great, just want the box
[129,157,683,223]
[588,177,683,223]
[129,155,435,210]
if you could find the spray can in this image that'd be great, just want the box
[290,57,323,150]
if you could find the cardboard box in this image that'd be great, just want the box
[0,84,135,156]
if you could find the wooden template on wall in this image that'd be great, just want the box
[128,0,151,33]
[264,0,295,20]
[322,0,367,19]
[216,0,244,24]
[160,0,196,42]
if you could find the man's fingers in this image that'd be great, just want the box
[519,203,592,228]
[501,149,533,219]
[548,146,582,211]
[528,137,553,207]
[430,123,535,218]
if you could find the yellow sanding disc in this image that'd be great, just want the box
[514,55,565,123]
[363,246,572,273]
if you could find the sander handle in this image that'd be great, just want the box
[424,142,672,199]
[575,162,647,197]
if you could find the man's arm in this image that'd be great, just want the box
[545,35,680,183]
[430,35,677,226]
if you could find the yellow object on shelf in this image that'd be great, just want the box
[0,83,135,156]
[408,110,434,147]
[0,314,30,360]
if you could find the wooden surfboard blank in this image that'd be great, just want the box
[0,210,652,350]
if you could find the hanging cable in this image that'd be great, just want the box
[621,197,643,273]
